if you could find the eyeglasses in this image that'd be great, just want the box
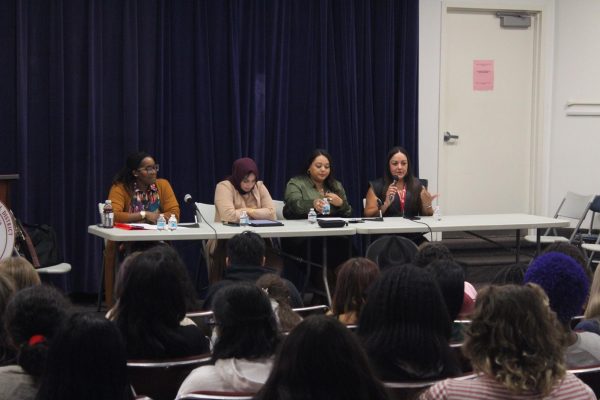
[138,164,159,173]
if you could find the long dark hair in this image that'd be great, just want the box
[35,313,132,400]
[424,260,465,321]
[4,285,70,377]
[255,315,390,400]
[112,151,152,188]
[113,245,196,358]
[331,258,379,322]
[358,265,458,380]
[211,282,280,361]
[304,149,337,192]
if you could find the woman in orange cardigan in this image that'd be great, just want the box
[108,151,180,224]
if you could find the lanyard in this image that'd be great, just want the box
[399,186,407,214]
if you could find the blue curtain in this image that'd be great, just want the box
[0,0,419,293]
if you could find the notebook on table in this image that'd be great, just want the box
[248,219,284,227]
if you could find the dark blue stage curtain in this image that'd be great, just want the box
[0,0,419,293]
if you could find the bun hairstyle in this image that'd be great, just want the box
[4,285,70,377]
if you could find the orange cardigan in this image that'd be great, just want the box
[108,178,180,222]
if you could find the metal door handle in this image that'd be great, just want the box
[444,131,459,142]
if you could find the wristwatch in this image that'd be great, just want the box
[140,211,146,220]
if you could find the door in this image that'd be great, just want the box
[439,6,541,215]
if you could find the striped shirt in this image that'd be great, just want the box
[420,373,596,400]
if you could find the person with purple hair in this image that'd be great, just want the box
[524,251,600,367]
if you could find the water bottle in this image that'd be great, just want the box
[157,213,167,230]
[322,198,330,215]
[308,208,317,224]
[168,214,178,230]
[433,206,442,221]
[103,200,114,228]
[239,210,249,226]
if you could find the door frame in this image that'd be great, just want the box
[419,0,555,217]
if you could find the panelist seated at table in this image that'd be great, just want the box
[214,157,276,223]
[282,148,352,219]
[364,146,436,219]
[108,151,180,224]
[209,158,277,283]
[281,149,354,296]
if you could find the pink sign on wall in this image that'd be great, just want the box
[473,60,494,91]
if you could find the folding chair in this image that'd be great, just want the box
[383,372,476,400]
[272,199,285,220]
[583,234,600,269]
[580,195,600,243]
[128,353,212,400]
[524,191,594,245]
[177,392,253,400]
[570,364,600,397]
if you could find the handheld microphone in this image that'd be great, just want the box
[389,176,399,202]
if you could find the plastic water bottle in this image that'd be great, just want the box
[433,206,442,221]
[239,210,249,226]
[322,198,330,215]
[103,200,114,228]
[168,214,178,230]
[308,208,317,224]
[157,213,167,230]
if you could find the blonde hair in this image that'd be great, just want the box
[0,257,41,291]
[464,284,567,397]
[584,265,600,319]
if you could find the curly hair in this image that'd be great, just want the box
[463,284,568,397]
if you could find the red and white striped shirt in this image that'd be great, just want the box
[420,373,596,400]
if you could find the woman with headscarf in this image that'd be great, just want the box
[214,157,276,223]
[208,158,276,283]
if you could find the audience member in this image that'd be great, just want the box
[255,315,390,400]
[365,235,418,270]
[413,242,454,268]
[421,284,595,399]
[0,285,70,400]
[0,256,40,291]
[0,273,15,365]
[524,252,600,367]
[358,265,460,381]
[490,262,527,285]
[256,273,302,332]
[35,313,132,400]
[203,231,301,309]
[577,264,600,335]
[542,241,592,281]
[424,260,465,321]
[329,257,379,325]
[112,245,209,359]
[178,283,280,395]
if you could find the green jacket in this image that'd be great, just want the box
[282,175,352,219]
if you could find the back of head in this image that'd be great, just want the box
[0,272,16,363]
[414,243,453,268]
[524,252,589,325]
[255,315,389,400]
[491,263,527,285]
[36,313,130,400]
[332,257,379,320]
[212,282,279,360]
[114,245,188,356]
[5,285,70,377]
[464,284,566,396]
[0,256,41,291]
[226,231,265,266]
[542,242,592,280]
[358,265,453,380]
[366,236,417,270]
[424,260,465,320]
[256,274,302,332]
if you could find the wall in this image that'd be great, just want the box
[420,0,599,222]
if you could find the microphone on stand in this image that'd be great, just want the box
[182,194,201,227]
